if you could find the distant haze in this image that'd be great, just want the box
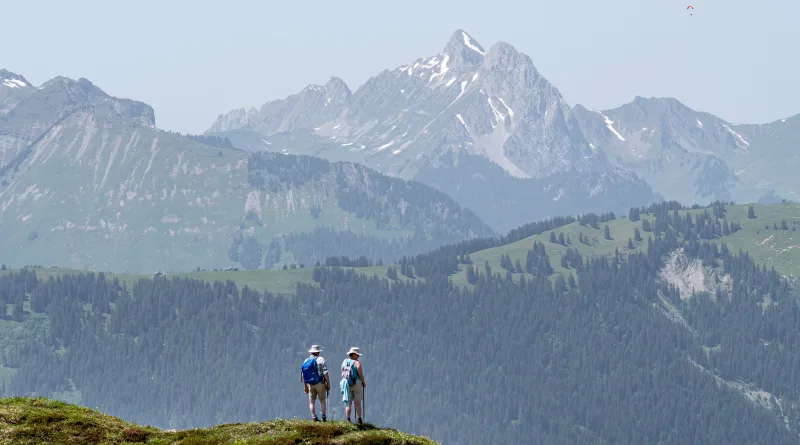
[4,0,797,133]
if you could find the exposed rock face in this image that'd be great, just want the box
[659,248,732,299]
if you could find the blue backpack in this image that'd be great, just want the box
[302,357,322,385]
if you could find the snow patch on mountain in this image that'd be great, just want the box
[376,140,395,151]
[429,54,450,82]
[598,112,626,141]
[722,124,750,147]
[498,98,514,118]
[487,96,506,126]
[462,31,486,56]
[456,114,468,131]
[2,78,27,89]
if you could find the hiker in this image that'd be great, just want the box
[301,344,330,422]
[340,347,366,424]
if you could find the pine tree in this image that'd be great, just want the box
[604,225,612,240]
[567,273,577,289]
[634,227,642,242]
[628,238,634,249]
[558,232,566,246]
[642,219,652,232]
[748,205,756,219]
[781,220,788,230]
[549,232,558,243]
[466,265,478,285]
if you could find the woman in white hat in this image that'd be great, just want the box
[341,346,366,424]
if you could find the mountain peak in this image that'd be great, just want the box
[324,76,352,97]
[441,29,486,74]
[0,69,32,89]
[33,76,156,127]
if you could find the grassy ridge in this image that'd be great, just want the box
[0,398,436,445]
[0,266,405,295]
[4,203,799,296]
[449,203,800,286]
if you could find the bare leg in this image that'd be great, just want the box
[354,399,362,419]
[346,400,352,421]
[320,398,327,416]
[309,398,317,418]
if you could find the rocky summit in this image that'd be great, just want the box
[209,29,800,231]
[207,30,661,232]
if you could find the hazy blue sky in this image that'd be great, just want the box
[4,0,797,133]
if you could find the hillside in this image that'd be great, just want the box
[0,264,410,295]
[0,73,492,273]
[4,202,796,295]
[0,398,434,445]
[3,201,800,444]
[445,202,800,287]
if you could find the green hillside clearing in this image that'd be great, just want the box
[448,203,800,287]
[4,203,799,296]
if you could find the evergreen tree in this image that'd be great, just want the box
[634,227,642,242]
[604,225,612,240]
[748,205,756,219]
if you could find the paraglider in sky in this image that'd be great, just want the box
[687,5,694,15]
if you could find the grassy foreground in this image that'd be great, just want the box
[0,398,436,445]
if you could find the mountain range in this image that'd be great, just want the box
[208,30,800,231]
[0,70,492,273]
[3,29,799,272]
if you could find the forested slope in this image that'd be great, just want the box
[3,202,800,444]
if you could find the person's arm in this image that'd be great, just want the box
[301,370,308,393]
[320,358,330,389]
[356,361,365,387]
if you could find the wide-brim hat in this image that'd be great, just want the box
[347,347,362,356]
[308,345,322,353]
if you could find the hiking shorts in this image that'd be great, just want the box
[349,382,363,402]
[308,382,327,402]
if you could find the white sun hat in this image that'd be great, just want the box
[308,345,322,353]
[347,347,362,356]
